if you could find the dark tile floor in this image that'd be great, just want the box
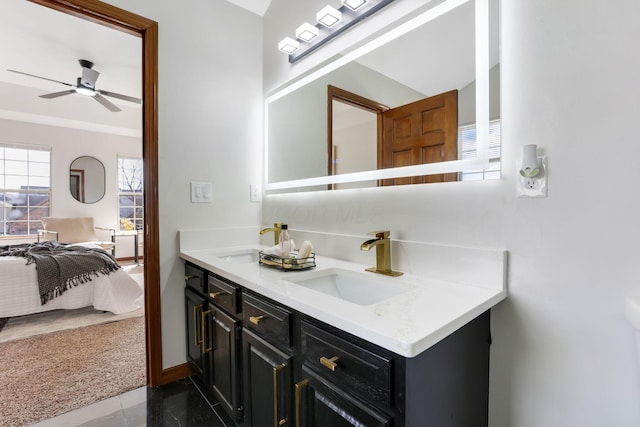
[29,377,227,427]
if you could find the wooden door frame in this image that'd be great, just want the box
[29,0,165,386]
[327,85,389,189]
[69,169,85,202]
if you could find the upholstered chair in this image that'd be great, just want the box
[37,217,115,255]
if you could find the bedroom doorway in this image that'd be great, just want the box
[24,0,163,386]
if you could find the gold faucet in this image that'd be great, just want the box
[260,222,283,245]
[360,230,403,277]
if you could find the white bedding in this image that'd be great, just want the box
[0,255,143,318]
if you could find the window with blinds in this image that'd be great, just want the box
[459,119,501,181]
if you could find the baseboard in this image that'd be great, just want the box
[159,363,193,385]
[117,256,144,262]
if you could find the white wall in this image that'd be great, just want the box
[262,0,640,426]
[1,118,140,255]
[101,0,264,368]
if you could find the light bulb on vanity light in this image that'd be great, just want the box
[342,0,368,11]
[316,5,342,27]
[296,23,319,42]
[278,37,300,54]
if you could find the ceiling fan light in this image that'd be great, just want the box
[278,37,300,54]
[75,86,96,97]
[316,5,342,28]
[296,23,319,42]
[342,0,367,11]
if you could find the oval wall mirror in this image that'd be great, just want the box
[69,156,105,203]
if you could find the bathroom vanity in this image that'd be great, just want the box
[180,229,506,427]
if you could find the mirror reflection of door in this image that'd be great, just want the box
[69,156,105,203]
[329,85,459,188]
[69,169,85,202]
[381,89,459,185]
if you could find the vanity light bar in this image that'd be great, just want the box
[278,0,395,63]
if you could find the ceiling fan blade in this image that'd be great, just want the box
[94,93,121,112]
[39,89,77,99]
[7,69,74,87]
[97,89,141,104]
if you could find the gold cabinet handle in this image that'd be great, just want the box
[209,291,226,299]
[249,315,265,325]
[200,310,213,354]
[193,304,203,346]
[201,310,212,354]
[295,379,309,427]
[273,364,287,427]
[320,356,339,372]
[185,275,198,281]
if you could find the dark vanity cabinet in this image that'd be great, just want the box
[295,312,491,427]
[184,263,207,378]
[185,286,207,379]
[242,329,293,427]
[297,367,392,427]
[207,271,243,421]
[241,291,294,427]
[184,262,243,424]
[296,321,395,427]
[184,261,492,427]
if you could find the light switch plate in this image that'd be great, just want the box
[250,184,262,203]
[191,181,212,203]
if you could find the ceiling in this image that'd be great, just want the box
[226,0,273,16]
[0,0,273,136]
[0,0,142,136]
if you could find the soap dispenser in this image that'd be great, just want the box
[278,224,292,258]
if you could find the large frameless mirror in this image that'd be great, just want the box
[266,0,500,192]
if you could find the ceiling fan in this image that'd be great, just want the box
[7,59,141,112]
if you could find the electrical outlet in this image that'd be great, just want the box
[516,157,547,198]
[250,184,262,203]
[524,178,537,190]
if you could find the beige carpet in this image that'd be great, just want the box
[0,316,146,427]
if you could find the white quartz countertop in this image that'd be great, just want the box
[180,243,506,358]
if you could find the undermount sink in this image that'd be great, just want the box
[216,248,261,264]
[284,268,411,306]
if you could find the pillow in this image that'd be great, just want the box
[41,217,98,244]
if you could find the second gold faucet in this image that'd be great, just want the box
[360,230,403,277]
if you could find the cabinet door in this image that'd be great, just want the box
[185,287,206,378]
[301,321,393,408]
[243,328,293,427]
[207,304,243,424]
[296,367,392,427]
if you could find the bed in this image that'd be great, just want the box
[0,242,143,318]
